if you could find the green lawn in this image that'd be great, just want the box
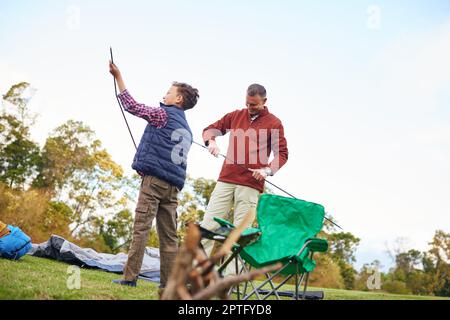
[0,255,159,300]
[0,256,448,300]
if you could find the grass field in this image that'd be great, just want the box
[1,256,448,300]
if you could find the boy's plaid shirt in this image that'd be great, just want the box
[117,89,168,128]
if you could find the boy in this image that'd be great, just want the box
[109,61,199,290]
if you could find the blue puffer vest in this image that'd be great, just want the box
[132,104,192,190]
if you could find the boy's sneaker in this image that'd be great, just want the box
[112,279,137,287]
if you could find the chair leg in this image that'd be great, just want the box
[302,272,310,300]
[242,264,307,300]
[226,256,243,298]
[295,263,299,301]
[261,274,294,300]
[242,262,291,300]
[293,263,309,300]
[239,257,251,298]
[217,247,243,275]
[265,273,281,300]
[239,262,262,300]
[295,273,307,300]
[235,256,240,300]
[302,252,314,299]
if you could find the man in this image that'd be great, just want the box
[109,61,199,290]
[200,84,288,262]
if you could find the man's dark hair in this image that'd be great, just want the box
[173,82,199,110]
[247,83,266,98]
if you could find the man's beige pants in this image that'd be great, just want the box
[200,181,260,275]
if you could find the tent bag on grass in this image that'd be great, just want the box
[0,225,32,260]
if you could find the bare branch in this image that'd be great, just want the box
[192,263,281,300]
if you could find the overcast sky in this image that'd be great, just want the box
[1,0,449,271]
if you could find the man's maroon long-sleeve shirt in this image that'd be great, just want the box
[203,107,288,193]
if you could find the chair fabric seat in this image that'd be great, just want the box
[239,194,327,275]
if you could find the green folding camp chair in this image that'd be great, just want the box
[211,193,329,300]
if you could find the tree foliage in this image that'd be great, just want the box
[1,83,137,252]
[0,82,40,189]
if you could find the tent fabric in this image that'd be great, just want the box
[28,235,160,282]
[239,194,326,274]
[0,225,32,260]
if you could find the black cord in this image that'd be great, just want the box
[192,140,343,230]
[109,47,342,230]
[110,47,138,150]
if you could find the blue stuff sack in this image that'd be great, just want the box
[0,225,32,260]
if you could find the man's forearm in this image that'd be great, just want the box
[202,112,236,145]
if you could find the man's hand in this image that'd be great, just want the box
[207,140,220,157]
[249,168,270,181]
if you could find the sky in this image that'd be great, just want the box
[1,0,450,271]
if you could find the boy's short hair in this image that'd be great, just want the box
[173,82,199,110]
[247,83,267,98]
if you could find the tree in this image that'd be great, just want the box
[0,83,41,189]
[326,232,361,289]
[426,230,450,296]
[84,209,134,253]
[309,254,345,289]
[176,176,216,242]
[390,250,434,295]
[395,249,422,275]
[384,231,450,296]
[32,120,137,240]
[2,82,37,133]
[382,280,411,295]
[428,230,449,264]
[41,201,75,239]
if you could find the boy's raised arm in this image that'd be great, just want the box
[109,61,168,128]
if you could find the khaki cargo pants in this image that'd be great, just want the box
[123,175,179,287]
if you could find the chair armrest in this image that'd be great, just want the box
[241,227,261,237]
[306,238,328,253]
[213,219,261,238]
[213,217,235,229]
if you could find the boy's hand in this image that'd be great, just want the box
[109,60,127,92]
[207,140,220,157]
[109,60,121,78]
